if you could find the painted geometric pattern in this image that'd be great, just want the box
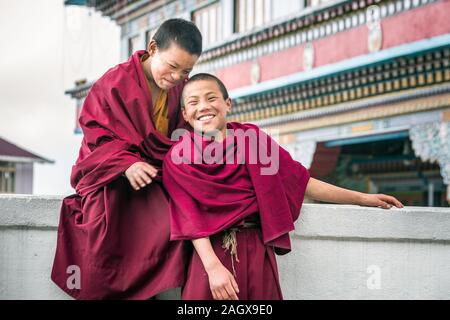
[230,46,450,123]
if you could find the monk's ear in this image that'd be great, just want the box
[147,40,157,56]
[181,107,188,122]
[225,98,232,113]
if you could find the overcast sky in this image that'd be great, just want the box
[0,0,120,195]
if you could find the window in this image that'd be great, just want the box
[192,2,224,47]
[235,0,304,33]
[128,35,141,56]
[0,162,15,193]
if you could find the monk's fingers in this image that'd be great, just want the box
[230,277,240,294]
[219,288,231,300]
[126,176,141,191]
[211,290,218,300]
[137,169,153,185]
[379,194,404,208]
[377,199,391,209]
[141,163,158,178]
[214,289,225,300]
[133,173,148,188]
[395,199,404,208]
[365,194,390,209]
[225,283,239,300]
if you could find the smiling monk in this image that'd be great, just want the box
[163,73,404,300]
[51,19,202,300]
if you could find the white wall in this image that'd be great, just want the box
[0,195,449,300]
[278,205,450,299]
[0,1,121,196]
[14,163,33,194]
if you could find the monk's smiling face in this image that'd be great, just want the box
[145,40,198,90]
[182,79,231,138]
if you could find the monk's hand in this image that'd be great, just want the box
[124,162,158,191]
[206,263,239,300]
[358,193,404,209]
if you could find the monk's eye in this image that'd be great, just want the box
[188,100,198,106]
[168,63,176,69]
[208,97,217,102]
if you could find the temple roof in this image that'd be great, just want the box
[0,137,53,164]
[64,0,162,21]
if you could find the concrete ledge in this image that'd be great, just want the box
[295,204,450,242]
[0,195,62,228]
[1,195,449,299]
[1,194,449,240]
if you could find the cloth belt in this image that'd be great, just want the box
[222,218,261,277]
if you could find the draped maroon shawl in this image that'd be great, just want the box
[163,122,310,255]
[51,51,190,299]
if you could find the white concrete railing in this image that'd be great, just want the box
[0,194,449,300]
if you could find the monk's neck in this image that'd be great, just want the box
[210,128,228,142]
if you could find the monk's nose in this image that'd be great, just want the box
[198,102,211,112]
[171,72,182,82]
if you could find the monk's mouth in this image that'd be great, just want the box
[196,114,215,122]
[163,78,175,86]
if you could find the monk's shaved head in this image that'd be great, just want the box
[181,73,229,107]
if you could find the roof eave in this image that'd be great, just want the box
[0,155,55,164]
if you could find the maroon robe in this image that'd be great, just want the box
[51,51,190,299]
[163,122,310,299]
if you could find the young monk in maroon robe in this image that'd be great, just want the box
[162,73,404,300]
[51,19,202,299]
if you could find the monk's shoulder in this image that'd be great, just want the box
[229,121,261,132]
[95,61,130,88]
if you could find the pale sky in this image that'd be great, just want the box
[0,0,120,195]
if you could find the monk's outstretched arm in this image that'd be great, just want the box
[192,237,240,300]
[305,177,403,209]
